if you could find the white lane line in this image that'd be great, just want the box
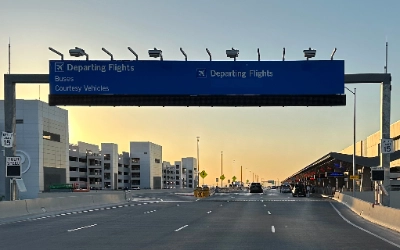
[175,225,189,232]
[330,202,400,248]
[67,224,97,232]
[268,211,271,215]
[271,226,276,233]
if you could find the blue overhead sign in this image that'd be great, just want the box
[49,60,345,95]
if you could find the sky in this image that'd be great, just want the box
[1,0,400,185]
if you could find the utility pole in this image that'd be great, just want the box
[197,136,200,188]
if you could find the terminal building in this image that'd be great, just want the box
[284,120,400,191]
[0,100,69,199]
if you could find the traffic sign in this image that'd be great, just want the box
[6,156,21,178]
[232,176,237,182]
[49,60,345,96]
[350,175,360,180]
[220,174,225,181]
[1,131,13,148]
[200,170,208,179]
[381,139,394,154]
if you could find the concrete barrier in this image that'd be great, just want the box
[0,193,128,219]
[333,192,400,233]
[0,200,29,219]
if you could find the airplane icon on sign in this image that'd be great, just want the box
[55,62,64,72]
[196,68,207,78]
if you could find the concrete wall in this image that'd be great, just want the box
[342,191,400,209]
[334,192,400,233]
[0,192,127,219]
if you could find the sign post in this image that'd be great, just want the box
[199,170,208,185]
[220,174,225,187]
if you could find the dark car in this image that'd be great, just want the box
[249,183,263,193]
[280,185,291,193]
[292,184,306,197]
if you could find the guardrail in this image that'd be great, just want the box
[333,192,400,233]
[0,193,127,219]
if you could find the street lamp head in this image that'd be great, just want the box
[69,47,86,57]
[226,48,239,59]
[148,48,163,60]
[303,47,316,60]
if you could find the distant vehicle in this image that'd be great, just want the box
[249,182,263,193]
[132,186,140,190]
[271,186,277,189]
[292,183,306,197]
[280,185,291,193]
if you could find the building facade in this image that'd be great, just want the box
[162,157,198,189]
[130,142,162,189]
[0,100,69,199]
[340,120,400,167]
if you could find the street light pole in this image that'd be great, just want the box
[346,87,356,197]
[197,137,199,187]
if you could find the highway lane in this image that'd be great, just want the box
[0,190,399,249]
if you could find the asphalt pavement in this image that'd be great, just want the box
[1,189,400,250]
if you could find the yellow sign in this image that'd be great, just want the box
[350,175,360,180]
[200,170,208,179]
[220,174,225,181]
[232,176,237,182]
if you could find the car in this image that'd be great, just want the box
[292,183,306,197]
[131,186,140,190]
[280,185,291,193]
[271,186,277,189]
[249,182,263,193]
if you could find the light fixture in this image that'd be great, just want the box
[330,48,337,60]
[102,47,113,60]
[127,47,138,60]
[226,47,239,61]
[148,48,163,61]
[48,47,64,60]
[69,47,89,60]
[206,48,212,61]
[303,47,316,60]
[180,47,187,61]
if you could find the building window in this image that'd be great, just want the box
[16,119,23,124]
[43,131,60,142]
[155,159,161,163]
[176,165,179,168]
[189,170,192,174]
[144,152,147,154]
[176,181,180,185]
[104,154,111,161]
[176,170,180,175]
[131,158,140,163]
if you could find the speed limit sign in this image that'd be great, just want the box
[381,139,394,154]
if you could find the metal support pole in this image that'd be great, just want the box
[3,74,49,201]
[380,81,391,206]
[197,137,200,188]
[220,151,223,187]
[3,76,16,201]
[353,88,356,198]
